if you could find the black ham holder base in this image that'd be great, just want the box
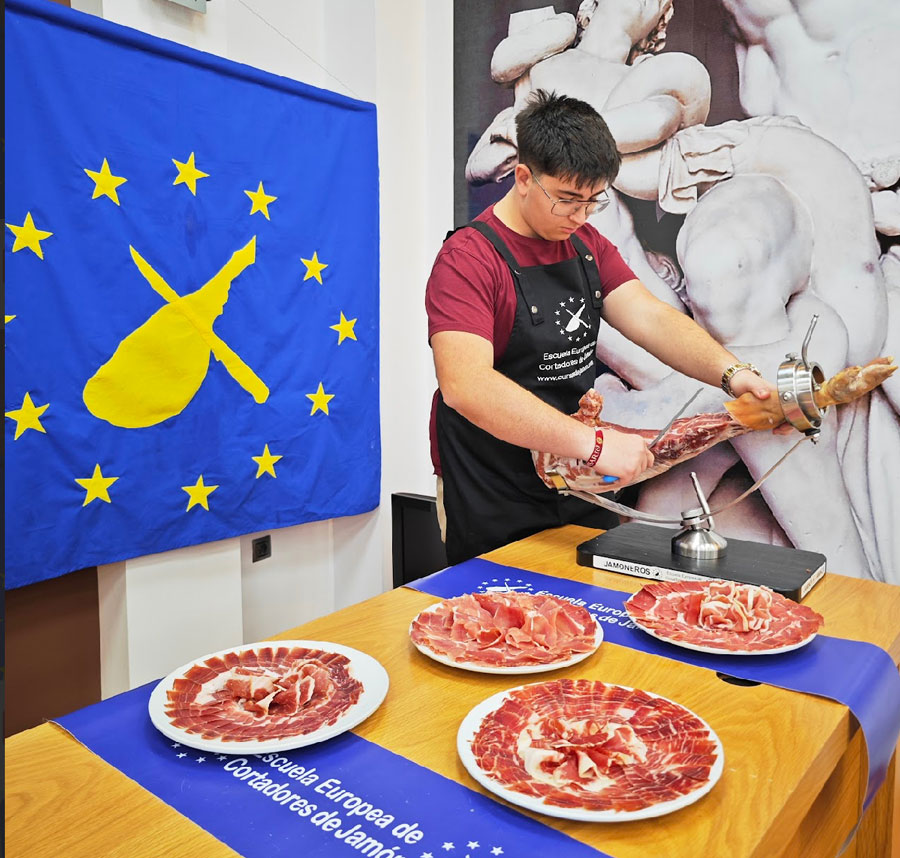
[577,522,826,601]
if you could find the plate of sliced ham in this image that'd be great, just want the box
[148,640,389,753]
[458,678,724,821]
[625,580,824,655]
[409,591,602,674]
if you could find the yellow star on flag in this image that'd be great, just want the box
[75,464,120,507]
[182,475,219,511]
[172,152,209,196]
[5,213,53,259]
[84,158,128,205]
[5,315,16,324]
[301,251,328,284]
[330,311,357,344]
[5,391,49,440]
[306,382,334,416]
[244,181,277,219]
[252,443,283,479]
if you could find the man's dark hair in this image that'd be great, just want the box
[516,89,621,186]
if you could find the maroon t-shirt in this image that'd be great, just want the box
[426,205,637,475]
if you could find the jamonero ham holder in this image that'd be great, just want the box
[539,315,897,600]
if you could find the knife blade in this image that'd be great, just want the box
[597,387,704,484]
[647,387,704,449]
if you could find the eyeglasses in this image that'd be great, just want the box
[529,169,610,217]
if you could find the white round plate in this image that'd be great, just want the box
[457,682,724,822]
[409,602,603,675]
[148,640,389,754]
[625,605,819,656]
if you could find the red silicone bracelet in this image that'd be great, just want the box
[585,427,604,467]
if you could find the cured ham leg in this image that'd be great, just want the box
[534,389,751,493]
[534,356,897,493]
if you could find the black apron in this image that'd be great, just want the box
[436,220,618,564]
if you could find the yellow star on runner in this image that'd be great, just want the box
[306,382,334,416]
[6,213,53,259]
[182,475,219,511]
[5,391,49,440]
[244,181,277,219]
[84,158,128,205]
[252,443,283,479]
[5,315,16,324]
[301,251,328,284]
[330,311,357,344]
[74,464,119,507]
[172,152,209,196]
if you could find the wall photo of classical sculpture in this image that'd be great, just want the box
[453,0,900,583]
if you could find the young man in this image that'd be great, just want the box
[426,90,774,565]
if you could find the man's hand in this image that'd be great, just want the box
[728,369,771,401]
[592,429,655,482]
[729,372,794,435]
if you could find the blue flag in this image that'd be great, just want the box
[4,0,380,589]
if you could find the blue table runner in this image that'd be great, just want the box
[407,558,900,808]
[56,682,609,858]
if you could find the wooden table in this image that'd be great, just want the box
[7,525,900,857]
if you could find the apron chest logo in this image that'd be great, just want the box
[555,296,590,343]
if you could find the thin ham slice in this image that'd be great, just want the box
[223,670,277,701]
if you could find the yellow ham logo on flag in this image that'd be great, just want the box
[83,236,268,428]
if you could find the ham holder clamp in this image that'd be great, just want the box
[548,317,830,601]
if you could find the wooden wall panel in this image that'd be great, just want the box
[5,568,101,737]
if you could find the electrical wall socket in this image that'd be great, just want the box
[251,535,271,562]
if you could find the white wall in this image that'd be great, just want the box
[74,0,452,694]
